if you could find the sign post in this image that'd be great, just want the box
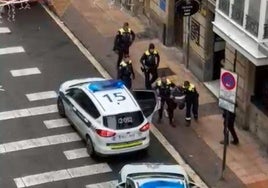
[175,0,200,68]
[219,68,238,179]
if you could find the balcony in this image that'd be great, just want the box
[245,15,259,37]
[231,5,244,25]
[264,23,268,39]
[218,0,230,15]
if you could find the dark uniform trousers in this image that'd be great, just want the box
[145,68,158,89]
[184,83,199,120]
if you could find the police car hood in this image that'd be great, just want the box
[119,163,188,183]
[59,77,105,92]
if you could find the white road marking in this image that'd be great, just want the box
[43,118,70,129]
[10,67,41,77]
[44,6,208,188]
[85,180,118,188]
[0,132,81,154]
[63,148,89,160]
[0,85,5,91]
[26,91,57,101]
[0,27,11,33]
[0,46,25,55]
[0,104,57,121]
[14,163,112,188]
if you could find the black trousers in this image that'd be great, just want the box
[144,68,158,89]
[185,96,198,120]
[121,77,132,90]
[224,119,239,143]
[117,48,129,67]
[158,98,177,123]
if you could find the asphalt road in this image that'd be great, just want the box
[0,5,175,188]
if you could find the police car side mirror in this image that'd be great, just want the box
[65,89,74,96]
[116,182,125,188]
[189,181,200,188]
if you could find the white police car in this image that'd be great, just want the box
[57,77,159,156]
[116,163,200,188]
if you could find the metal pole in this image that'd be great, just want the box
[186,16,190,69]
[221,110,229,179]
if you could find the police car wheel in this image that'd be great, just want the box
[86,136,96,157]
[57,97,65,117]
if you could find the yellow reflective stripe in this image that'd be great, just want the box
[189,83,195,91]
[120,61,127,66]
[153,50,158,54]
[119,28,131,34]
[145,50,150,56]
[109,141,142,149]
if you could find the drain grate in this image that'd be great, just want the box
[157,67,175,77]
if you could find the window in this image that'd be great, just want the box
[218,0,230,15]
[264,1,268,38]
[231,0,245,25]
[68,89,100,119]
[251,65,268,115]
[246,0,261,36]
[103,111,144,130]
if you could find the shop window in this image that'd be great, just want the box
[264,1,268,39]
[245,0,261,37]
[218,0,230,15]
[251,65,268,114]
[231,0,245,26]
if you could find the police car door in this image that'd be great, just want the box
[132,90,160,122]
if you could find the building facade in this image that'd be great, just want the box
[140,0,268,147]
[213,0,268,146]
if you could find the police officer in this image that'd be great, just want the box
[117,54,135,89]
[113,22,136,67]
[154,76,176,127]
[140,43,160,89]
[183,81,199,122]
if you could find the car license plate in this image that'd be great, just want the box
[117,133,135,140]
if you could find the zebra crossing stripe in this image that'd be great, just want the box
[10,67,41,77]
[13,163,112,188]
[63,148,89,160]
[0,132,81,154]
[0,46,25,55]
[43,118,70,129]
[0,27,11,33]
[26,91,57,101]
[0,104,58,121]
[85,180,118,188]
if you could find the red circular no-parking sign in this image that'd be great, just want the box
[221,72,236,90]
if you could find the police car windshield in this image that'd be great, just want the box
[103,111,144,130]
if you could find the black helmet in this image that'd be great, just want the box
[149,43,155,50]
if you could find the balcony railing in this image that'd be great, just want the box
[264,23,268,39]
[218,0,230,15]
[245,15,259,37]
[231,5,244,25]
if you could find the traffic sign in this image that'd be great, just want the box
[219,69,238,113]
[221,72,236,90]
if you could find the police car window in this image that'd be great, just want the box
[103,111,144,130]
[70,89,100,119]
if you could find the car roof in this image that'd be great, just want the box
[135,178,187,188]
[81,80,141,116]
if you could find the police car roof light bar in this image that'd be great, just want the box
[88,80,124,92]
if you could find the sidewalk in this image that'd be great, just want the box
[50,0,268,187]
